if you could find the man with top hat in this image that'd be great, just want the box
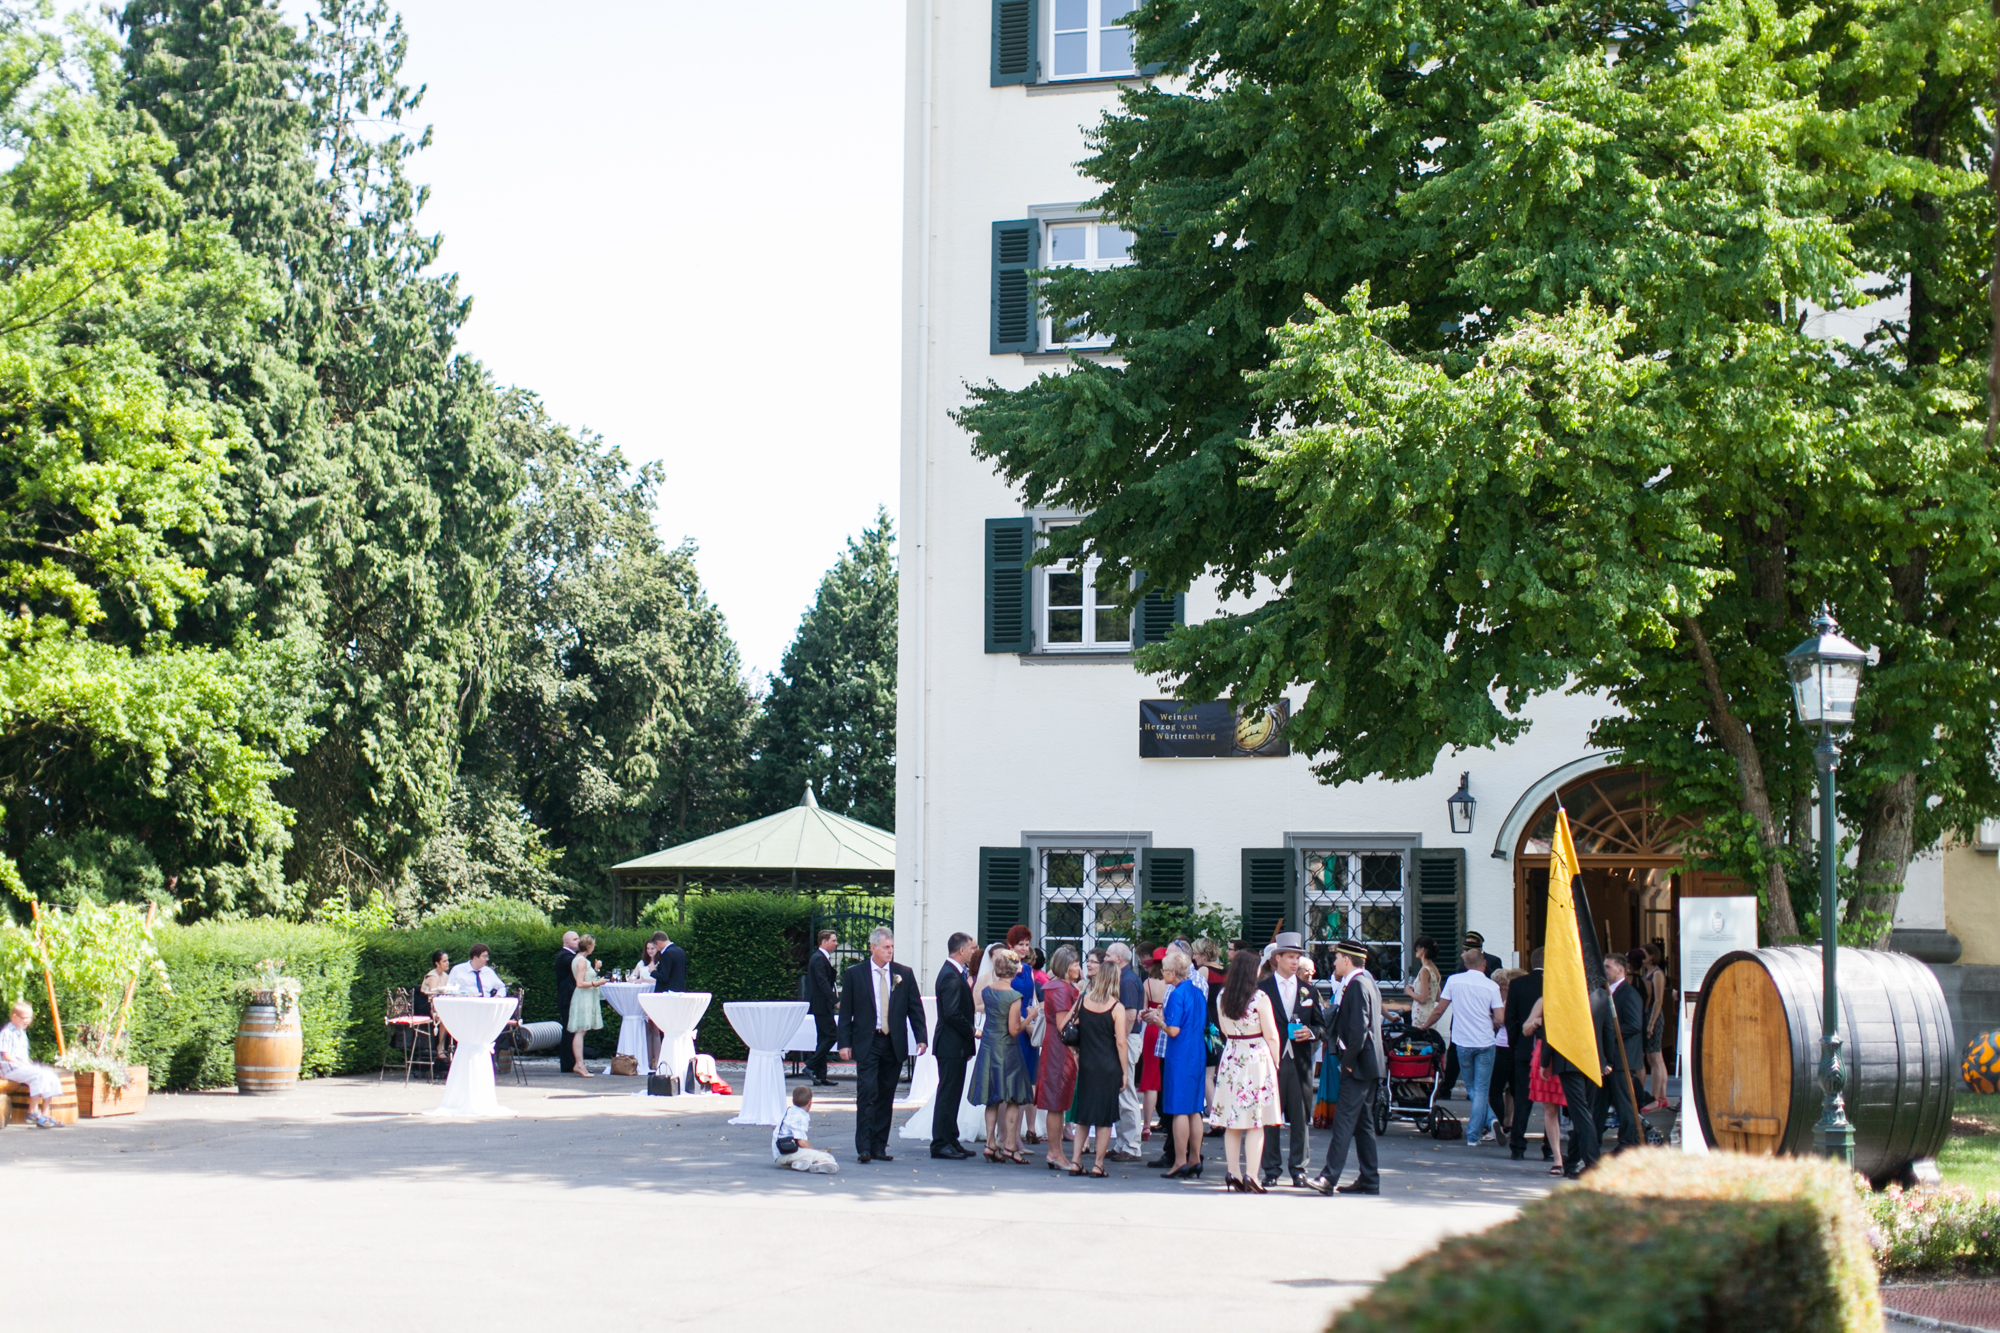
[1311,941,1384,1195]
[1257,930,1323,1188]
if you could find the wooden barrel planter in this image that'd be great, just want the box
[234,1000,303,1095]
[4,1069,78,1125]
[1693,946,1953,1186]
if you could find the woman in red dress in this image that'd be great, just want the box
[1522,995,1567,1177]
[1137,949,1167,1139]
[1035,945,1083,1170]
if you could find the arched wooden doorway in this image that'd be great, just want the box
[1513,767,1744,962]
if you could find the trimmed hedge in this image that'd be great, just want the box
[126,903,811,1089]
[681,892,812,1058]
[1331,1151,1879,1333]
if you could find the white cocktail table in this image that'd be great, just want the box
[725,1000,809,1125]
[426,996,519,1118]
[637,991,711,1091]
[600,982,654,1066]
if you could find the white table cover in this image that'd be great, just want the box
[426,996,519,1118]
[637,990,710,1090]
[600,982,654,1065]
[726,1000,809,1126]
[785,1012,819,1053]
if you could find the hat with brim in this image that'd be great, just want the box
[1334,941,1372,962]
[1270,931,1306,955]
[1463,931,1485,948]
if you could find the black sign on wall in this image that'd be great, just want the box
[1139,700,1291,758]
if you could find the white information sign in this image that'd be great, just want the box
[1679,896,1759,998]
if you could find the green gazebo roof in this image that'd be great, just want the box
[609,786,894,882]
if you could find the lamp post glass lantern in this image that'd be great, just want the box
[1447,772,1476,835]
[1783,611,1868,1166]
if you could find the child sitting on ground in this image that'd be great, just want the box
[1,1001,64,1128]
[772,1084,837,1173]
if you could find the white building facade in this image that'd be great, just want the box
[894,0,1747,985]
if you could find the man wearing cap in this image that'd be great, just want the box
[1310,941,1383,1195]
[1256,931,1323,1188]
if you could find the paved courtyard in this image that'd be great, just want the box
[7,1064,1555,1331]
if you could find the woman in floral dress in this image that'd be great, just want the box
[1210,946,1282,1192]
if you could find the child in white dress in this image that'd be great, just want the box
[772,1085,838,1173]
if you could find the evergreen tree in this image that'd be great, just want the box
[959,0,1998,939]
[455,393,752,920]
[119,0,518,912]
[749,511,897,830]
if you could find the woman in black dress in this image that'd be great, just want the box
[1067,949,1130,1177]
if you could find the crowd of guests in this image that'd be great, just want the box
[820,923,1389,1194]
[1410,929,1677,1177]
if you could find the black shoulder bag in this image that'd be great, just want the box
[1060,992,1086,1047]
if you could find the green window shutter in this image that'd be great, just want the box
[991,0,1037,85]
[1131,590,1185,647]
[1140,847,1193,914]
[985,516,1035,653]
[978,846,1033,946]
[1414,848,1467,977]
[991,219,1041,354]
[1240,848,1294,947]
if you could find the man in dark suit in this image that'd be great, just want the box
[1504,949,1545,1160]
[554,931,579,1074]
[1310,941,1384,1195]
[805,929,840,1087]
[1552,985,1621,1177]
[1597,953,1645,1152]
[651,934,689,994]
[837,926,928,1162]
[1258,932,1324,1188]
[930,932,980,1159]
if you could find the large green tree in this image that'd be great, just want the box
[453,393,752,920]
[119,0,518,913]
[960,0,1998,941]
[0,15,315,915]
[748,509,896,830]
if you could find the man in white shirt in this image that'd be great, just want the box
[1,1001,62,1127]
[447,945,508,997]
[1426,947,1505,1148]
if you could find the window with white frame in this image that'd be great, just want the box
[1041,521,1131,650]
[1300,848,1410,985]
[1042,218,1135,348]
[1049,0,1139,79]
[1039,848,1137,957]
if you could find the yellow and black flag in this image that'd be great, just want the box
[1543,807,1603,1085]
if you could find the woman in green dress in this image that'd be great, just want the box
[567,934,607,1076]
[967,948,1034,1161]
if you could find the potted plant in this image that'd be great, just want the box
[234,958,304,1095]
[0,901,168,1118]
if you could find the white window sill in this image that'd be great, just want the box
[1026,74,1145,94]
[1018,650,1136,665]
[1022,348,1119,363]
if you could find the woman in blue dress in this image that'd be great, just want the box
[968,948,1035,1161]
[1005,925,1040,1092]
[1155,948,1208,1178]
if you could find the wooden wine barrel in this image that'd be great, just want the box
[1693,946,1953,1185]
[234,1001,303,1095]
[3,1069,77,1125]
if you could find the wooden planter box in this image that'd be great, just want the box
[4,1069,77,1126]
[73,1065,148,1118]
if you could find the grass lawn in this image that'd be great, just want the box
[1939,1092,2000,1193]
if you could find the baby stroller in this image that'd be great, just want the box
[1375,1011,1447,1136]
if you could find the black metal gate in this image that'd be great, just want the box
[810,894,895,976]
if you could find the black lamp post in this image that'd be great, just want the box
[1783,610,1868,1165]
[1447,772,1475,835]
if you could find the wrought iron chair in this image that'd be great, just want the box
[382,987,442,1084]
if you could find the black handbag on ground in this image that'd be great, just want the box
[647,1073,680,1097]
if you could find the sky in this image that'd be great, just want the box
[293,0,907,680]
